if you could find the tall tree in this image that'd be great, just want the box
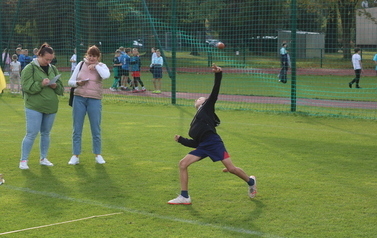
[337,0,358,59]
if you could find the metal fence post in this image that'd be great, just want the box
[290,0,297,112]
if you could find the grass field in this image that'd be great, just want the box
[0,95,376,237]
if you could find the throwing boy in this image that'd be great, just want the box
[168,64,257,205]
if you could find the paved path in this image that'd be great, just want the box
[96,87,377,110]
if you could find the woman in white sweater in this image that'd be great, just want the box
[68,45,110,165]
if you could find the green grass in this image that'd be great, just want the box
[0,95,376,237]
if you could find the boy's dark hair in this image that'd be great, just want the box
[354,48,361,53]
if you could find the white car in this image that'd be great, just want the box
[206,39,220,47]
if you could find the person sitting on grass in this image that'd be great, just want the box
[168,64,257,205]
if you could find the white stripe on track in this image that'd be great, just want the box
[0,212,122,236]
[3,185,285,238]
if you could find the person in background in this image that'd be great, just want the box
[349,48,362,89]
[19,43,64,169]
[2,48,11,75]
[129,48,146,92]
[67,45,110,165]
[119,47,132,91]
[32,48,39,59]
[18,49,26,71]
[9,54,21,93]
[278,42,289,84]
[151,49,163,94]
[110,50,122,91]
[372,51,377,76]
[70,48,77,74]
[149,47,157,82]
[23,49,32,67]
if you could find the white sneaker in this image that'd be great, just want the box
[68,155,79,165]
[249,176,257,199]
[95,155,106,164]
[167,195,191,205]
[19,160,29,170]
[40,158,54,166]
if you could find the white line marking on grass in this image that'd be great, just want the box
[0,212,122,236]
[4,185,285,238]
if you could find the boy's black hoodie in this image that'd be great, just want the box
[178,72,222,148]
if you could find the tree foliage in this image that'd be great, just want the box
[0,0,367,59]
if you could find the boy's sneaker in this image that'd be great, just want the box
[248,176,257,199]
[109,87,117,92]
[68,155,79,165]
[95,155,106,164]
[167,195,191,205]
[40,158,54,166]
[141,87,146,92]
[19,160,29,170]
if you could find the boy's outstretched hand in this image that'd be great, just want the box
[212,64,222,73]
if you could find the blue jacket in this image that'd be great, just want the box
[120,53,130,70]
[129,56,141,72]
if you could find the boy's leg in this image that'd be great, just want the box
[111,77,119,88]
[222,158,257,198]
[120,75,125,87]
[221,158,250,182]
[168,154,200,204]
[178,154,201,191]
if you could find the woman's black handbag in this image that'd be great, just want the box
[68,87,75,107]
[68,61,83,107]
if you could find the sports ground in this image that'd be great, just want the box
[0,92,376,237]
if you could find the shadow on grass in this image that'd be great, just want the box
[20,166,71,216]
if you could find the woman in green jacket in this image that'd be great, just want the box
[19,43,64,170]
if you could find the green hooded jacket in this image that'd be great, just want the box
[21,59,64,114]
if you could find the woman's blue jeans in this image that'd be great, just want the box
[21,108,56,161]
[72,95,102,155]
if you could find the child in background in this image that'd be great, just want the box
[70,48,77,74]
[23,49,32,67]
[120,48,132,90]
[110,50,122,91]
[32,48,38,59]
[18,49,26,71]
[151,49,163,93]
[129,48,146,93]
[9,54,21,93]
[373,52,377,76]
[150,47,157,73]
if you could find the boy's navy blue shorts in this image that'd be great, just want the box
[119,69,129,76]
[189,133,230,162]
